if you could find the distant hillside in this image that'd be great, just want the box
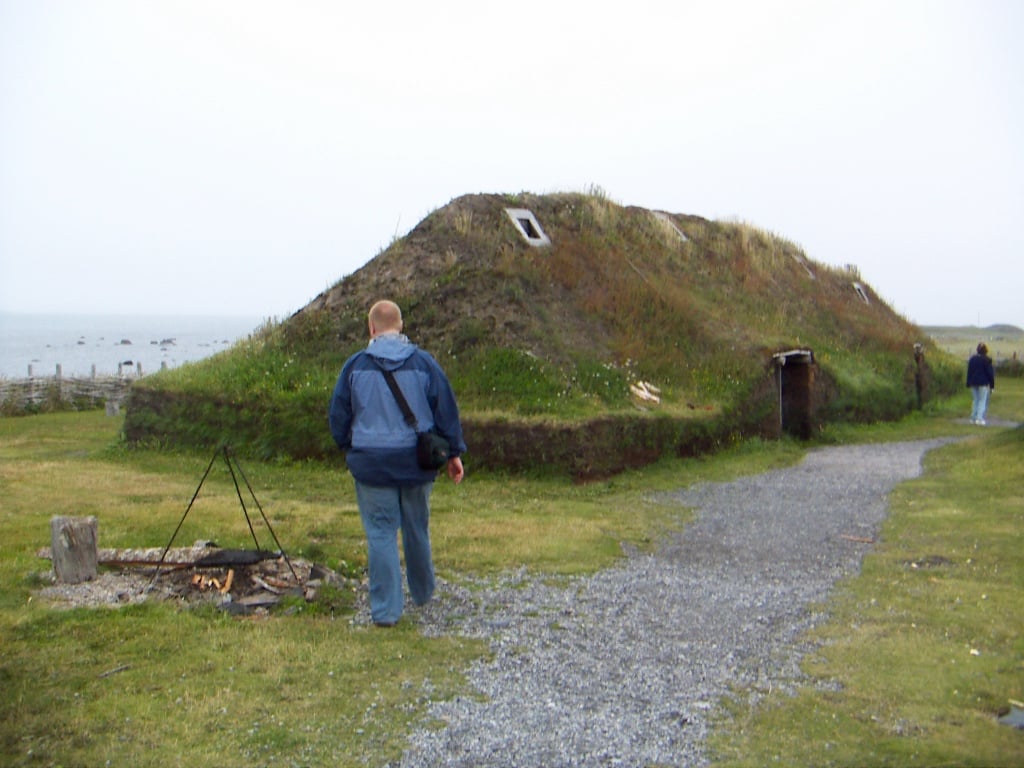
[924,324,1023,336]
[922,324,1024,363]
[985,324,1024,336]
[125,191,962,477]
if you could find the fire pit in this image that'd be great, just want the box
[37,541,359,614]
[38,447,360,614]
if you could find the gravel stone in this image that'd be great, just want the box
[395,438,957,767]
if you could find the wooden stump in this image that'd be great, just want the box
[50,516,98,584]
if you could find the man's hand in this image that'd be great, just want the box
[447,456,464,484]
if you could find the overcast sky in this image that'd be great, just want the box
[1,1,1021,328]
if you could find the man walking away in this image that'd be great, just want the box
[328,300,466,626]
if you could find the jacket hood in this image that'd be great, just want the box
[365,333,417,371]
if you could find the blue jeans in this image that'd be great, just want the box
[970,386,990,422]
[354,480,435,624]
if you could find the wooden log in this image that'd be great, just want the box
[50,516,98,584]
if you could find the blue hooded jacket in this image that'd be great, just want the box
[328,333,466,486]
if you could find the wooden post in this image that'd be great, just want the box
[50,516,99,584]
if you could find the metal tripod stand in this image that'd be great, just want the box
[148,445,299,589]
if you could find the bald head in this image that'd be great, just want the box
[368,300,403,338]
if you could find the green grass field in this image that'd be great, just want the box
[1,381,1022,766]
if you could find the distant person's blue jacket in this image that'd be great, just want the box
[966,353,995,389]
[329,333,466,487]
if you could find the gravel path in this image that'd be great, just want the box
[396,438,958,767]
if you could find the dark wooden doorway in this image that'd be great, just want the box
[773,349,815,439]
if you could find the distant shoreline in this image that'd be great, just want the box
[0,312,263,379]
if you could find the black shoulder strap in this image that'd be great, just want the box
[381,369,418,429]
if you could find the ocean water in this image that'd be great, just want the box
[0,313,265,379]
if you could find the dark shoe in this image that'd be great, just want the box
[374,620,396,628]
